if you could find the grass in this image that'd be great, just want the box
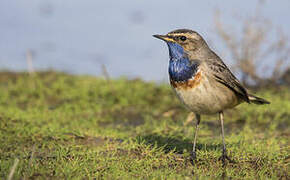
[0,71,289,179]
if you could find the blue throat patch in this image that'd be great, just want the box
[167,42,199,82]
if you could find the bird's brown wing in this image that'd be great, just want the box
[206,57,250,103]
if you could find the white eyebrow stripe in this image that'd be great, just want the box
[167,33,188,36]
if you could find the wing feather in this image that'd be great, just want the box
[206,55,250,103]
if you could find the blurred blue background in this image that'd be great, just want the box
[0,0,289,81]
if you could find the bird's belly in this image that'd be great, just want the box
[172,72,239,115]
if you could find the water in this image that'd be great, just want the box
[0,0,289,81]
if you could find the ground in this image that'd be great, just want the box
[0,71,289,179]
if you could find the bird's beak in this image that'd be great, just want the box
[153,34,175,43]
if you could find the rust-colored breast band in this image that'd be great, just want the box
[170,71,202,90]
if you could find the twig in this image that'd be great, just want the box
[184,112,195,126]
[7,158,19,180]
[29,145,36,167]
[214,5,290,86]
[26,49,35,75]
[101,64,110,81]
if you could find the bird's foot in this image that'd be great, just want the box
[218,150,234,167]
[189,151,197,165]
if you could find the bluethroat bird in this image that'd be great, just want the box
[153,29,270,165]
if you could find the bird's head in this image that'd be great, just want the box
[153,29,209,60]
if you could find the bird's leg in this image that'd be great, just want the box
[218,111,234,166]
[191,114,200,162]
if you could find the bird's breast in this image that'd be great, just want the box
[169,57,201,90]
[170,70,202,90]
[170,68,240,115]
[168,58,199,80]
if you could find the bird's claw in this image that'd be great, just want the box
[218,151,234,166]
[189,151,197,165]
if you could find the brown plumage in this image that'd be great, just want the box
[153,29,270,166]
[170,71,202,89]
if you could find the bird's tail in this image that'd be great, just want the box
[248,94,270,105]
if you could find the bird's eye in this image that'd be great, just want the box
[180,36,187,41]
